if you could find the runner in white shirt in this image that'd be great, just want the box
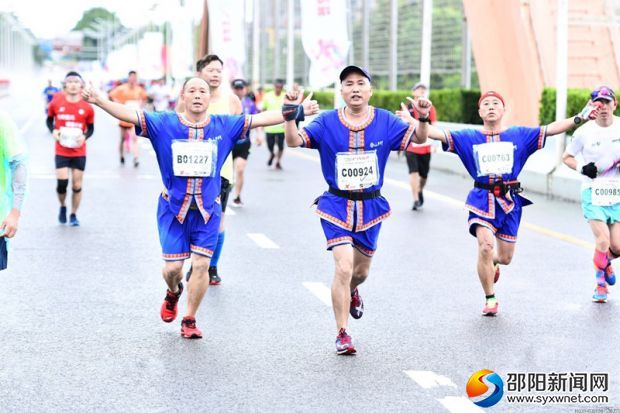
[563,86,620,303]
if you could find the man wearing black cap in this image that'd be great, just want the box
[46,71,95,227]
[283,65,431,355]
[563,86,620,303]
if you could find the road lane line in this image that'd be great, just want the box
[247,233,279,249]
[302,282,332,306]
[404,370,458,389]
[19,112,38,135]
[288,150,595,250]
[437,396,484,413]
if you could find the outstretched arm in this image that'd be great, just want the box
[250,90,319,130]
[396,99,446,143]
[546,101,600,136]
[82,83,140,126]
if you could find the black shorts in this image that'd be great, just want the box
[0,237,7,271]
[232,140,251,160]
[220,177,232,212]
[405,152,431,178]
[266,133,285,152]
[55,155,86,171]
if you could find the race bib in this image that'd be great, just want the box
[335,151,379,190]
[591,179,620,206]
[59,126,82,148]
[125,100,140,110]
[474,142,514,176]
[172,140,216,177]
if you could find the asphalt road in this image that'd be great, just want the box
[0,85,618,413]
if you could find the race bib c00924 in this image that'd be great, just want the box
[335,151,379,190]
[591,178,620,206]
[473,141,514,177]
[171,140,216,177]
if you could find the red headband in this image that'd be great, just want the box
[478,91,505,107]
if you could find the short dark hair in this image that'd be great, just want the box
[64,71,82,80]
[128,70,137,76]
[196,54,224,72]
[274,79,285,86]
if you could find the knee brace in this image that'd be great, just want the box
[56,179,69,194]
[72,187,82,193]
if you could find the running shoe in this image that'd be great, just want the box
[412,200,421,211]
[350,288,364,319]
[605,264,616,286]
[134,158,140,168]
[267,154,274,166]
[120,156,125,165]
[482,298,499,316]
[58,206,67,224]
[275,162,283,170]
[181,316,203,339]
[593,284,608,303]
[209,266,221,285]
[231,196,244,207]
[494,264,500,283]
[160,282,184,323]
[335,328,356,355]
[69,214,80,227]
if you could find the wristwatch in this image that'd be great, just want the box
[573,116,583,125]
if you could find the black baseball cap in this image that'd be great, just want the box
[339,65,371,82]
[232,79,247,89]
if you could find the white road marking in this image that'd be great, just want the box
[404,370,458,389]
[437,396,484,413]
[302,282,332,306]
[247,233,279,249]
[288,150,595,250]
[19,112,38,135]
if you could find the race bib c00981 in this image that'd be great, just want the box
[171,140,216,177]
[335,151,379,190]
[473,141,515,177]
[591,178,620,206]
[59,126,83,148]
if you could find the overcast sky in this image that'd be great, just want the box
[1,0,202,39]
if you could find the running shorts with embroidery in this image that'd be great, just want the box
[157,195,221,261]
[467,204,522,243]
[320,218,381,257]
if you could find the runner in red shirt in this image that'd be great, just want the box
[405,83,437,210]
[46,71,95,226]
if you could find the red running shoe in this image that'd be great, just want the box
[160,283,183,323]
[350,288,364,319]
[335,328,356,355]
[181,316,203,339]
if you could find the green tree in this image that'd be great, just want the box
[72,7,123,32]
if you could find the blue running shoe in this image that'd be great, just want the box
[593,284,608,303]
[605,264,616,286]
[69,214,80,227]
[58,206,67,224]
